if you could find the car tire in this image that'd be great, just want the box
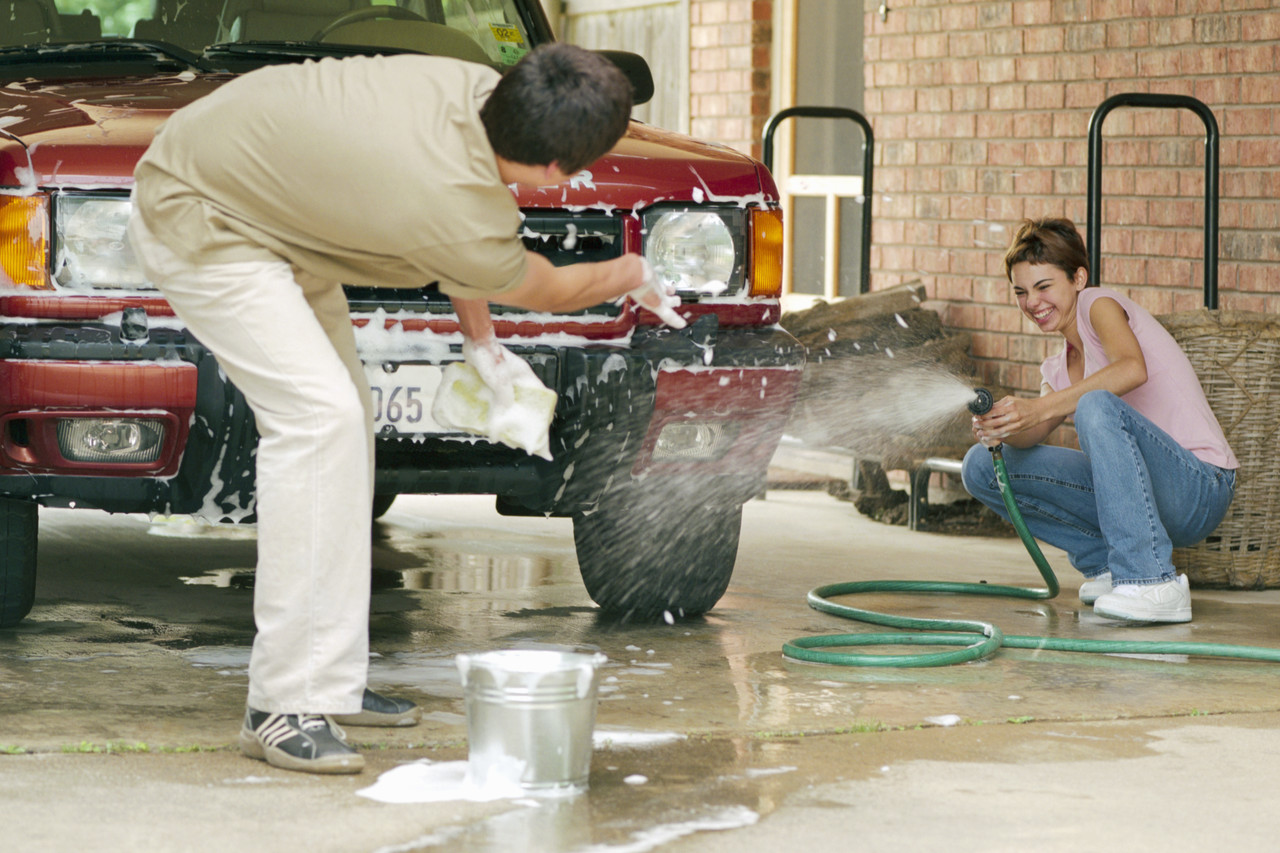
[573,494,742,622]
[0,497,38,628]
[371,494,397,520]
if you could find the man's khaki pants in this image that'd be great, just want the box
[130,212,372,716]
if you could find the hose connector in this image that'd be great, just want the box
[968,387,994,416]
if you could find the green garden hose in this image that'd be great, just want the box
[784,397,1280,668]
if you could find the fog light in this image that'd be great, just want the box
[56,418,165,463]
[651,422,738,461]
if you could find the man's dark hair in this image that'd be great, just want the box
[1003,217,1092,285]
[481,43,633,176]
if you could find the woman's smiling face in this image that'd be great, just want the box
[1010,261,1088,335]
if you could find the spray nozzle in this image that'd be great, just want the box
[968,387,994,416]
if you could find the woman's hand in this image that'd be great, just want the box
[972,396,1043,446]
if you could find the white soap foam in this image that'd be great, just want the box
[356,759,526,804]
[593,730,686,749]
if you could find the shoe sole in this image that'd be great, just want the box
[239,729,365,774]
[332,708,421,727]
[1093,602,1192,623]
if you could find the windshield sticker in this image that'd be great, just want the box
[489,23,529,65]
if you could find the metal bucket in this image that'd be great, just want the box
[456,648,608,793]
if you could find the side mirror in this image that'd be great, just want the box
[595,49,654,106]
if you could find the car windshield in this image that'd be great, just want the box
[1,0,540,70]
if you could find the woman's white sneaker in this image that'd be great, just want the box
[1093,575,1192,623]
[1078,571,1112,605]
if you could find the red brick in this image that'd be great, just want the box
[1016,55,1057,82]
[1133,0,1178,15]
[1014,1,1054,26]
[1023,26,1065,53]
[950,196,985,221]
[987,29,1021,57]
[987,305,1027,333]
[1134,169,1181,197]
[942,60,981,86]
[1227,43,1276,73]
[1026,83,1066,110]
[1107,19,1150,48]
[917,86,950,113]
[978,57,1017,85]
[908,61,943,87]
[1151,17,1195,45]
[1095,52,1139,78]
[989,84,1027,111]
[940,4,978,30]
[1013,169,1055,196]
[970,332,1009,359]
[880,34,914,60]
[1240,10,1280,41]
[976,113,1015,138]
[1064,81,1107,109]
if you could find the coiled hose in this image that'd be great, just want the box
[784,398,1280,667]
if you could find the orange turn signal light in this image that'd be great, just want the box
[748,207,783,298]
[0,194,51,290]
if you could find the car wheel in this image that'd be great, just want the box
[371,493,397,520]
[0,497,38,628]
[573,493,742,622]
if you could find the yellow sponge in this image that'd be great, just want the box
[431,361,557,461]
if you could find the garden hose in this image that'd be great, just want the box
[783,388,1280,668]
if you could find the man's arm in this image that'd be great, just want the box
[494,251,645,313]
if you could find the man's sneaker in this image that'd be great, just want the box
[332,688,421,728]
[1078,571,1113,605]
[1093,575,1192,623]
[239,709,364,774]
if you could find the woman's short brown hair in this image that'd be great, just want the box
[1003,217,1091,284]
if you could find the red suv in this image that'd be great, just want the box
[0,0,803,625]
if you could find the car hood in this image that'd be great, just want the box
[0,72,774,204]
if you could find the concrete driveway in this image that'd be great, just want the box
[4,482,1280,852]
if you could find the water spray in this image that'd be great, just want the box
[784,386,1280,668]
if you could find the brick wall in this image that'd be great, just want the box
[689,0,774,159]
[861,0,1280,397]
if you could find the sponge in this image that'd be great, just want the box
[431,361,557,461]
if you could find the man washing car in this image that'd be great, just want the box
[129,43,681,774]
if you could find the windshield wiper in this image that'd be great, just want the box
[0,40,218,73]
[205,41,412,60]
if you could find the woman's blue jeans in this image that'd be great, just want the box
[961,390,1236,585]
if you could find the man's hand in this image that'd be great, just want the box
[461,335,542,406]
[626,258,687,329]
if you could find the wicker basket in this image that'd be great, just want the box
[1158,310,1280,589]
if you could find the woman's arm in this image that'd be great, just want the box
[975,296,1148,447]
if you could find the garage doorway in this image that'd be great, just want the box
[773,0,866,303]
[557,0,690,134]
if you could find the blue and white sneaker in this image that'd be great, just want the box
[333,689,420,728]
[239,709,364,774]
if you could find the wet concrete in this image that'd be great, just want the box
[4,486,1280,851]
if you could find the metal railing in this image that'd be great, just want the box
[762,106,875,297]
[1087,93,1220,309]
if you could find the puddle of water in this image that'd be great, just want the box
[179,550,575,594]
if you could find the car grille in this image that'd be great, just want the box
[521,214,624,267]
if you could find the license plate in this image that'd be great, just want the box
[364,363,446,434]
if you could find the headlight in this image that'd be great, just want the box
[643,208,744,297]
[54,195,152,290]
